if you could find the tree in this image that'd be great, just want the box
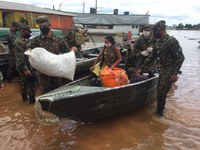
[176,23,184,30]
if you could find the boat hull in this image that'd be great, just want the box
[38,75,159,122]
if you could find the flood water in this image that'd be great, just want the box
[0,30,200,150]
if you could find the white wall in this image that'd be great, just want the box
[87,25,139,35]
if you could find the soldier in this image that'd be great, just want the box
[29,15,77,94]
[133,25,156,76]
[137,20,185,116]
[124,42,135,78]
[14,24,36,103]
[64,29,82,57]
[7,21,20,82]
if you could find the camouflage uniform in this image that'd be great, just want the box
[29,16,69,94]
[64,29,82,58]
[7,24,19,81]
[14,36,36,102]
[134,33,155,70]
[124,44,136,77]
[140,20,185,115]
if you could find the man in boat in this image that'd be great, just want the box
[137,20,185,116]
[7,21,20,82]
[29,15,77,94]
[133,25,156,77]
[14,23,36,103]
[64,29,82,58]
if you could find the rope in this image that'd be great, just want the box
[34,86,80,125]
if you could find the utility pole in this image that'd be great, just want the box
[95,0,97,13]
[83,2,85,13]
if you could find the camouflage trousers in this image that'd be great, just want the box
[7,55,18,80]
[138,56,156,74]
[125,55,137,78]
[17,69,36,99]
[157,68,173,112]
[37,72,61,94]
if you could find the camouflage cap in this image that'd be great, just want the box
[11,21,20,28]
[19,23,32,33]
[152,20,166,31]
[36,15,50,27]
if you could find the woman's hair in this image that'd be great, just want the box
[105,36,115,45]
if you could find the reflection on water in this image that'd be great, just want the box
[0,30,200,150]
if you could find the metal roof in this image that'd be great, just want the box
[0,1,75,16]
[73,13,149,25]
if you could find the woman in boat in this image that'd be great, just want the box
[91,36,122,76]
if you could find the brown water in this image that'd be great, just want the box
[0,30,200,150]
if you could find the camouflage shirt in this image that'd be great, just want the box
[134,34,154,56]
[29,32,69,54]
[64,37,82,58]
[141,34,185,74]
[14,37,31,72]
[7,31,18,56]
[64,37,81,49]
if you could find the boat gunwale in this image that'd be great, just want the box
[38,74,159,102]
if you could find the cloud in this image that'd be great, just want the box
[2,0,200,25]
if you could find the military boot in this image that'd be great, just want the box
[21,94,28,101]
[156,109,163,116]
[29,96,36,104]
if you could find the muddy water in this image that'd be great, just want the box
[0,30,200,150]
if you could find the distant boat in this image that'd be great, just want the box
[188,38,197,40]
[36,74,159,122]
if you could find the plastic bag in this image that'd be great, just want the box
[25,47,76,80]
[100,66,129,87]
[90,62,103,76]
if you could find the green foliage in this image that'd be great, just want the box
[172,23,200,30]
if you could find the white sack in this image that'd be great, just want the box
[25,47,76,80]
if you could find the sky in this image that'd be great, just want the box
[2,0,200,26]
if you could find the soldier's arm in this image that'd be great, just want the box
[75,40,82,50]
[169,38,185,74]
[14,41,28,73]
[133,37,143,55]
[28,37,39,49]
[59,38,70,53]
[139,49,157,70]
[7,34,15,49]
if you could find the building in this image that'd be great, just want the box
[72,11,150,42]
[0,1,75,29]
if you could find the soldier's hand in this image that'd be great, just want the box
[70,47,78,53]
[27,48,32,51]
[90,65,95,70]
[170,74,178,83]
[136,69,142,75]
[146,47,153,52]
[24,69,32,77]
[110,65,115,69]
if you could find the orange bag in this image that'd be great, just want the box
[100,66,129,87]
